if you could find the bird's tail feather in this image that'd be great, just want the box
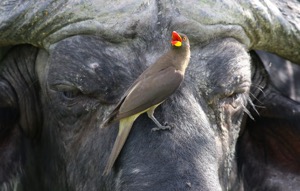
[102,114,139,175]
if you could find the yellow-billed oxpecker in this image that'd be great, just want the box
[102,31,191,175]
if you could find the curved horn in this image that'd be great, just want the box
[0,0,299,63]
[173,0,300,64]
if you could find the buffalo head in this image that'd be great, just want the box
[0,0,299,190]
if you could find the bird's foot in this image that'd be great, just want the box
[151,122,173,132]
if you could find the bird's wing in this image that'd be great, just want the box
[115,66,183,120]
[102,68,154,126]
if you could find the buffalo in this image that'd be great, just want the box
[0,0,300,190]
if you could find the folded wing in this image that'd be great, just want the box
[115,66,183,120]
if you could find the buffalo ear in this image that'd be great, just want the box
[0,78,23,187]
[0,79,19,138]
[238,98,300,189]
[250,50,300,119]
[238,51,300,189]
[0,45,41,188]
[1,45,42,139]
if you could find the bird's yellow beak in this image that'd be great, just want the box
[171,31,182,47]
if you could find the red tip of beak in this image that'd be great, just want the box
[172,31,182,42]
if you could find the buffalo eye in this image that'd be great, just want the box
[51,84,83,100]
[224,92,242,109]
[221,86,249,110]
[62,89,81,99]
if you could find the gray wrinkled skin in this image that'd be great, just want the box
[0,0,300,191]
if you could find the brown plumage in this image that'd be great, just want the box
[102,31,191,175]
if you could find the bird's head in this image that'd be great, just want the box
[171,31,190,48]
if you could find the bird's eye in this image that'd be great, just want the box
[183,36,187,41]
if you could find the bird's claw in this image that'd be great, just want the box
[151,124,173,132]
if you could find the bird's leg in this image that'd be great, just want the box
[147,106,172,131]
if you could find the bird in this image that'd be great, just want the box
[102,31,191,175]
